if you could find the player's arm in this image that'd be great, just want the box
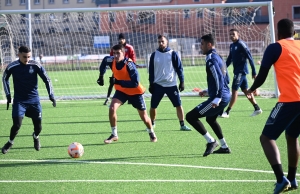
[97,56,112,86]
[225,45,232,67]
[241,43,256,76]
[2,67,12,109]
[129,46,136,63]
[249,43,281,91]
[171,51,184,83]
[208,58,224,107]
[2,67,12,98]
[148,53,155,85]
[38,65,56,106]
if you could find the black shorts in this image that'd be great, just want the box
[262,102,300,140]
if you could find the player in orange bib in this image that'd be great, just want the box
[247,19,300,193]
[97,44,157,144]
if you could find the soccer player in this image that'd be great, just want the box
[246,18,300,193]
[103,33,136,105]
[1,46,56,154]
[220,29,262,118]
[97,44,157,144]
[186,34,231,157]
[148,35,191,131]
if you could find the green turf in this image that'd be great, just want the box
[0,59,275,100]
[0,97,297,194]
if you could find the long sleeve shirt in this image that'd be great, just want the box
[2,60,54,103]
[206,49,231,101]
[226,39,256,76]
[99,56,140,88]
[148,47,184,87]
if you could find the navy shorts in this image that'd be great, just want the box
[232,73,248,91]
[262,102,300,140]
[150,83,181,108]
[193,98,230,117]
[12,102,42,119]
[113,90,147,111]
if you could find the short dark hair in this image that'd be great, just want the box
[277,18,294,38]
[230,28,239,33]
[19,46,31,53]
[201,34,215,45]
[158,34,168,40]
[112,44,125,52]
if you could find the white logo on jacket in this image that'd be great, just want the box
[29,66,34,74]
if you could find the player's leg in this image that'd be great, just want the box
[130,94,157,142]
[285,108,300,191]
[104,73,114,105]
[150,83,165,127]
[165,85,191,131]
[32,118,42,151]
[26,103,42,151]
[240,76,262,116]
[186,100,220,156]
[2,102,25,154]
[221,73,241,118]
[104,91,124,144]
[205,106,231,154]
[260,102,295,192]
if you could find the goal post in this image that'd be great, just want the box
[0,1,276,100]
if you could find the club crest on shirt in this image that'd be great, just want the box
[29,66,34,74]
[235,46,237,50]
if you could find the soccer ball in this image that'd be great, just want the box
[68,142,84,158]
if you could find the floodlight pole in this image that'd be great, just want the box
[109,0,112,49]
[26,0,32,51]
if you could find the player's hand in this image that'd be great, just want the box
[199,90,207,97]
[49,96,56,107]
[97,76,104,86]
[149,84,154,94]
[109,77,120,85]
[252,75,257,79]
[246,89,254,99]
[6,94,11,110]
[179,82,184,92]
[212,98,221,108]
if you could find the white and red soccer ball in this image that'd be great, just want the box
[68,142,84,158]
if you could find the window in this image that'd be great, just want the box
[34,0,40,4]
[5,0,12,5]
[196,9,203,18]
[194,0,200,2]
[183,9,190,19]
[77,0,84,2]
[34,29,41,35]
[109,12,115,23]
[49,27,56,34]
[126,12,134,22]
[49,13,55,22]
[78,27,85,31]
[294,6,300,19]
[20,29,27,35]
[34,14,41,23]
[63,0,69,4]
[78,12,84,22]
[20,0,25,5]
[138,11,155,24]
[49,0,54,4]
[64,28,70,33]
[20,14,26,24]
[63,13,70,23]
[92,12,99,24]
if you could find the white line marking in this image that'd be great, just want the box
[1,159,299,176]
[0,180,278,183]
